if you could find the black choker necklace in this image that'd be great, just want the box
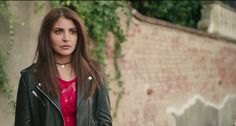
[56,61,71,68]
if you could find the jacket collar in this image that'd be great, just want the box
[36,80,84,113]
[25,64,90,112]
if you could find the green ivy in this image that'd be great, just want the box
[0,53,14,108]
[0,1,7,15]
[33,2,46,15]
[50,1,126,118]
[0,1,16,112]
[0,54,7,90]
[0,1,9,90]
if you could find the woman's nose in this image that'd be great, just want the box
[62,32,70,42]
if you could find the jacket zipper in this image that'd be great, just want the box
[32,90,46,106]
[36,84,65,126]
[87,76,93,126]
[88,98,91,126]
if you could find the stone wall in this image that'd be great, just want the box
[198,1,236,41]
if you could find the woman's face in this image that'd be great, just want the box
[50,17,78,58]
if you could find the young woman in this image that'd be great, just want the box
[15,7,112,126]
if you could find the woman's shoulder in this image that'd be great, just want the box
[20,63,37,75]
[90,59,104,72]
[90,59,101,67]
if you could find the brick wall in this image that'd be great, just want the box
[107,10,236,126]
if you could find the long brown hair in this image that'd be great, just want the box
[34,7,104,99]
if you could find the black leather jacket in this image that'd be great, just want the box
[15,65,112,126]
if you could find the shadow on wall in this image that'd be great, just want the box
[167,95,236,126]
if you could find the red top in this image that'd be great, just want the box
[58,77,77,126]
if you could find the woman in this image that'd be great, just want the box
[15,7,112,126]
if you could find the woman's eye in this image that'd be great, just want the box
[70,30,77,35]
[55,30,62,35]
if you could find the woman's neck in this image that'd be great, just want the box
[55,55,71,64]
[55,55,76,81]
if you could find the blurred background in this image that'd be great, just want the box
[1,1,236,126]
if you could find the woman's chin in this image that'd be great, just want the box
[55,52,73,57]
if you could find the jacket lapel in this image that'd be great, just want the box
[36,83,62,112]
[76,76,93,111]
[31,68,88,113]
[29,68,62,112]
[76,86,83,111]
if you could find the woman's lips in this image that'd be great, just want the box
[60,45,71,49]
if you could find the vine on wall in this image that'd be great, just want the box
[50,1,127,118]
[0,1,15,110]
[0,1,8,90]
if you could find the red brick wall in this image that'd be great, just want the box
[106,14,236,126]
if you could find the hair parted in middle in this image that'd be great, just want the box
[34,7,105,99]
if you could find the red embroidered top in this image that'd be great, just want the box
[58,77,77,126]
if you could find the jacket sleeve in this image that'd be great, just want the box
[95,84,112,126]
[15,73,32,126]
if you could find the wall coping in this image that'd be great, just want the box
[204,1,236,13]
[129,7,236,44]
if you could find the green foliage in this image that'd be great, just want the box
[0,1,15,112]
[0,54,7,90]
[33,2,46,15]
[0,1,8,90]
[0,54,14,109]
[51,1,125,65]
[0,1,7,15]
[131,1,202,28]
[0,1,14,54]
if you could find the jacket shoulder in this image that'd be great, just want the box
[20,64,36,75]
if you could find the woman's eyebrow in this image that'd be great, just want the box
[52,27,76,30]
[69,28,77,30]
[52,27,64,30]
